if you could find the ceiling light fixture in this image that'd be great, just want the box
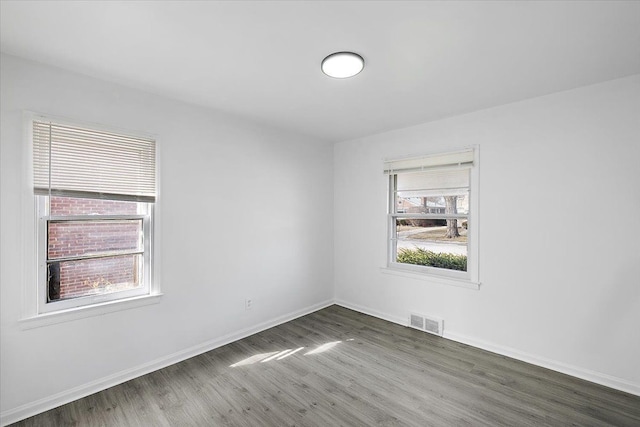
[321,52,364,78]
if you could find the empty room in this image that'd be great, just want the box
[1,1,639,426]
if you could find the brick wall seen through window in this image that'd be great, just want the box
[48,197,141,300]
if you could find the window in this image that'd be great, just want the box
[32,118,157,313]
[385,148,478,283]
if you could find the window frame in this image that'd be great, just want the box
[36,196,154,313]
[385,147,480,286]
[20,112,161,328]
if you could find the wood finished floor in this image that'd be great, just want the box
[11,305,640,426]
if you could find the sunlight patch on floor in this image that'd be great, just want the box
[229,352,279,367]
[260,349,292,363]
[304,341,341,356]
[230,340,346,367]
[277,347,305,360]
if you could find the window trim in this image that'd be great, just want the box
[379,266,480,290]
[384,146,480,286]
[19,293,163,330]
[20,111,162,327]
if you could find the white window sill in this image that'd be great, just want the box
[19,293,163,330]
[380,267,480,290]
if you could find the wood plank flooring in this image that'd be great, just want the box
[11,305,640,426]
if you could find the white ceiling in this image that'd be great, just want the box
[2,1,639,142]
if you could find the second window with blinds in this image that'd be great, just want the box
[386,148,479,284]
[32,117,157,313]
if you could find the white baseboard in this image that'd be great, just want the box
[335,299,409,327]
[443,331,640,397]
[0,299,334,427]
[334,299,640,397]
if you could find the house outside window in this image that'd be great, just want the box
[32,117,157,313]
[385,148,479,284]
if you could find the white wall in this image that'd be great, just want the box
[2,52,638,424]
[0,54,334,422]
[334,75,640,394]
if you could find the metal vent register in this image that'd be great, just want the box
[409,313,443,337]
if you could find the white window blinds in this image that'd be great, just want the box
[384,149,474,174]
[33,120,156,202]
[396,169,470,197]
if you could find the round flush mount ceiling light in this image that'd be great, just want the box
[321,52,364,78]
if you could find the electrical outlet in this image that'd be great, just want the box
[245,298,253,310]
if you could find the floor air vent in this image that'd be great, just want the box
[409,313,443,337]
[410,314,424,329]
